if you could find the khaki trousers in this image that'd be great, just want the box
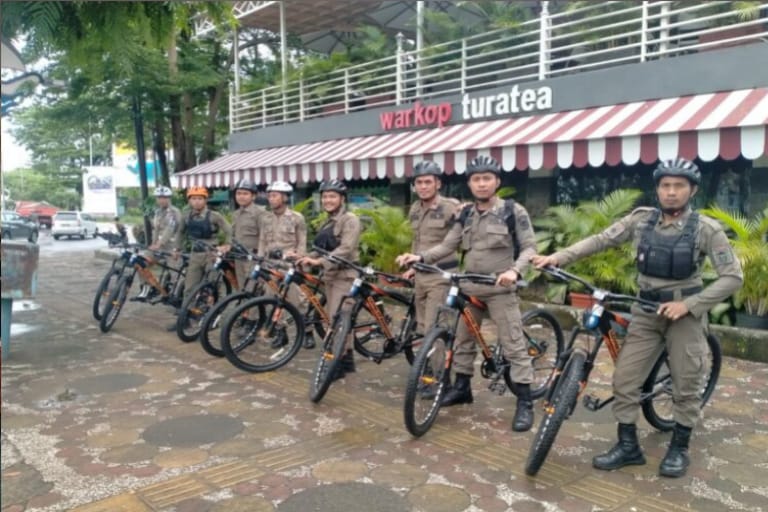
[414,272,451,336]
[612,306,708,428]
[323,269,356,348]
[451,284,532,383]
[184,252,210,300]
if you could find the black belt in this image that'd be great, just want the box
[639,286,702,302]
[436,260,459,271]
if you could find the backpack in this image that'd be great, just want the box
[457,198,520,260]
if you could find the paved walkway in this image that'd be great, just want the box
[2,251,767,511]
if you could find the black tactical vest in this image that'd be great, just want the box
[187,210,214,240]
[636,209,699,280]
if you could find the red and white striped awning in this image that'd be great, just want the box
[177,87,768,188]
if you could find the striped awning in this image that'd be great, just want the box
[176,87,768,188]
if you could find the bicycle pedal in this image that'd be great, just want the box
[582,394,600,411]
[488,381,507,396]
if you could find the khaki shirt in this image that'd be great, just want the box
[152,205,182,250]
[311,207,361,273]
[553,206,743,318]
[232,203,265,251]
[422,197,537,276]
[409,195,461,268]
[258,208,307,257]
[177,207,232,248]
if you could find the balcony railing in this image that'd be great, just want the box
[230,1,768,133]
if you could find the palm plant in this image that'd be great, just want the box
[355,206,412,273]
[535,189,643,301]
[699,206,768,317]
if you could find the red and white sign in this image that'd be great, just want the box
[380,101,452,131]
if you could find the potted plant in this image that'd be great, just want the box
[700,206,768,329]
[355,206,412,273]
[534,189,643,306]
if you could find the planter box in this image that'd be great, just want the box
[735,312,768,330]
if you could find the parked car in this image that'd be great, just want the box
[1,210,40,243]
[52,211,99,240]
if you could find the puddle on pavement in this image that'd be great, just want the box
[10,323,39,336]
[11,300,41,313]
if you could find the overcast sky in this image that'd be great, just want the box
[1,117,31,171]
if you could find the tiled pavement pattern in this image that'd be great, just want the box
[2,251,768,512]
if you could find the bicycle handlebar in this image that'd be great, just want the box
[539,266,658,309]
[412,262,527,288]
[313,246,413,287]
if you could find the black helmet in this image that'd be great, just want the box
[234,179,257,193]
[653,158,701,186]
[318,179,348,196]
[412,160,442,178]
[466,155,502,176]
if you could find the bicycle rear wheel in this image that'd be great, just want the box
[521,309,565,400]
[93,264,123,321]
[640,333,722,432]
[525,350,586,476]
[403,327,451,437]
[221,297,303,373]
[199,291,254,357]
[99,275,131,333]
[309,310,351,403]
[352,303,391,361]
[177,277,231,343]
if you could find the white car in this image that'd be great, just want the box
[52,211,99,240]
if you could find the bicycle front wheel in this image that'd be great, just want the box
[221,297,303,373]
[525,350,586,476]
[403,327,452,437]
[640,333,722,432]
[99,275,131,333]
[199,291,254,357]
[93,264,123,321]
[522,309,565,400]
[177,277,231,343]
[309,310,352,404]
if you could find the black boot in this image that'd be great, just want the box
[440,373,473,406]
[592,423,646,470]
[512,383,534,432]
[659,423,692,478]
[303,332,316,349]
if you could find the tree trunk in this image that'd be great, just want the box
[167,29,190,173]
[181,91,195,169]
[152,110,170,187]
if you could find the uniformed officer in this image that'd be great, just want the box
[175,186,232,312]
[259,181,312,348]
[133,186,182,301]
[397,156,538,432]
[218,179,265,290]
[532,158,743,478]
[297,180,361,378]
[398,160,460,336]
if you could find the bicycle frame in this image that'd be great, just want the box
[280,265,329,328]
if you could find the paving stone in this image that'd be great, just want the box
[153,447,209,468]
[370,463,429,488]
[142,415,244,447]
[210,496,274,512]
[312,460,369,482]
[407,484,471,512]
[86,428,140,448]
[277,482,407,512]
[100,443,159,464]
[70,373,148,394]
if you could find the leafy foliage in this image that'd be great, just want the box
[356,206,413,273]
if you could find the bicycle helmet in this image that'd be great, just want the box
[154,186,173,197]
[465,155,502,176]
[318,179,348,196]
[234,179,257,193]
[267,181,293,194]
[186,186,209,198]
[653,158,701,186]
[412,160,442,178]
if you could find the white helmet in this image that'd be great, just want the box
[154,186,173,197]
[267,181,293,194]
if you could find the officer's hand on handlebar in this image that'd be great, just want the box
[402,268,416,280]
[172,248,180,261]
[217,244,231,254]
[531,254,558,269]
[496,269,519,287]
[396,253,422,268]
[296,256,322,267]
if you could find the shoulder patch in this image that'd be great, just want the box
[713,245,735,265]
[605,223,626,238]
[517,211,531,231]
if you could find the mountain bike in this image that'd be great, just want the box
[402,263,564,437]
[309,248,421,404]
[99,249,190,334]
[92,233,140,321]
[524,266,721,476]
[198,253,284,357]
[220,259,327,373]
[175,240,244,342]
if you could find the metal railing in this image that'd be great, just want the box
[230,1,768,133]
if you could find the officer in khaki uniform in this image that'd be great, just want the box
[259,181,312,348]
[176,187,232,308]
[134,186,182,300]
[398,156,538,432]
[220,179,265,290]
[399,160,460,335]
[533,158,743,478]
[297,180,361,377]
